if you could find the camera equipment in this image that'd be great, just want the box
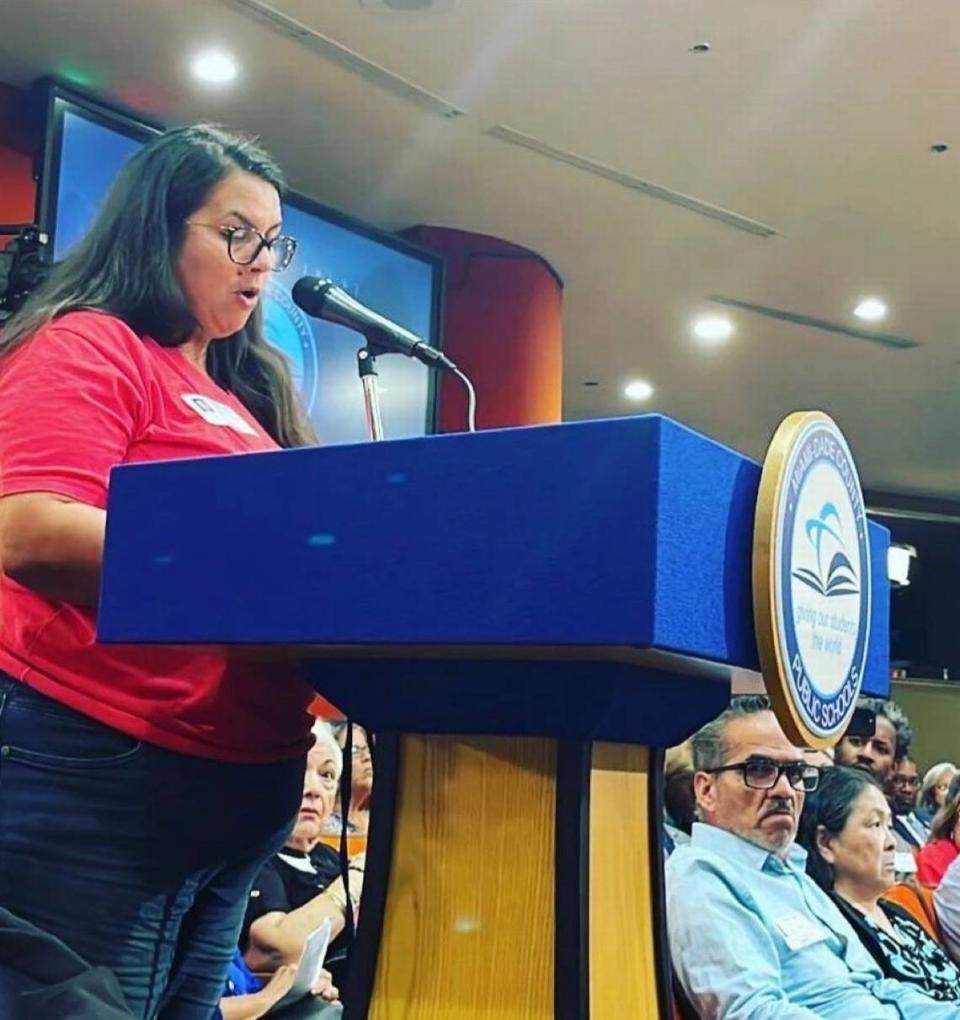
[0,224,50,322]
[845,705,876,740]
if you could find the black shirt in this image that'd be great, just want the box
[241,843,345,958]
[831,893,960,1002]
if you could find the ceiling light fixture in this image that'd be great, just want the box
[624,379,655,402]
[692,315,734,344]
[191,50,239,84]
[853,298,887,322]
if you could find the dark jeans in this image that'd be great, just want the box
[0,675,306,1020]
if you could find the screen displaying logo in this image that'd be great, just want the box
[754,412,871,745]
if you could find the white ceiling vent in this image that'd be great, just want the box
[708,295,918,349]
[222,0,465,117]
[360,0,458,11]
[486,124,778,238]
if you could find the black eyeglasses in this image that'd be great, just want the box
[705,758,821,792]
[186,222,297,271]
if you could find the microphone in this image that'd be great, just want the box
[292,276,456,372]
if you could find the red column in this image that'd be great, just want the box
[402,226,563,431]
[0,83,36,240]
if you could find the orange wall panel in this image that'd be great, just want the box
[402,226,563,431]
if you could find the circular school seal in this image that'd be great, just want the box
[753,412,871,747]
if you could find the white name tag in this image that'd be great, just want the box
[775,911,830,951]
[181,394,257,436]
[895,851,918,875]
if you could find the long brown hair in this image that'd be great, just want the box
[929,790,960,844]
[0,123,315,448]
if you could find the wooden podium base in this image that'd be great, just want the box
[345,735,669,1019]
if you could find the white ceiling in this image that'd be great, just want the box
[2,0,959,500]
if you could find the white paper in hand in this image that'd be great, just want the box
[265,917,332,1015]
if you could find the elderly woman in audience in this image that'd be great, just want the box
[325,723,374,836]
[241,722,365,988]
[915,790,960,888]
[797,765,960,1002]
[918,763,958,827]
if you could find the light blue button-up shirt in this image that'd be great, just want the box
[666,823,960,1019]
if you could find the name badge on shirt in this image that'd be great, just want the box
[774,911,830,951]
[181,394,257,436]
[895,851,918,875]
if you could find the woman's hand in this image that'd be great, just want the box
[256,963,298,1007]
[311,968,339,1002]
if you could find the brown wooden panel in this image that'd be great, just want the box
[589,743,660,1019]
[369,735,556,1020]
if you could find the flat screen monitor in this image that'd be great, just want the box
[38,86,443,443]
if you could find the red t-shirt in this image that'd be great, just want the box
[0,310,314,762]
[916,838,959,888]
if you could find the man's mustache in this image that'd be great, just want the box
[761,798,796,819]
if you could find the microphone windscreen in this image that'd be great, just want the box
[291,276,329,317]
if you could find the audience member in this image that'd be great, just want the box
[325,724,374,836]
[797,766,960,1001]
[915,793,960,888]
[667,694,960,1018]
[217,953,338,1020]
[242,723,364,988]
[934,854,960,967]
[835,697,911,784]
[219,960,296,1020]
[665,739,694,774]
[664,768,696,850]
[948,772,960,805]
[919,765,959,827]
[888,757,929,851]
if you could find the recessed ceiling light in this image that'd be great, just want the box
[692,315,734,344]
[624,379,655,402]
[191,50,239,85]
[853,298,887,322]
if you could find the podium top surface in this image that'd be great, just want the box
[98,415,889,744]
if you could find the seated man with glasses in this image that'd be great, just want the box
[888,756,930,857]
[666,695,960,1019]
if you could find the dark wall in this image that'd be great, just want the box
[875,514,960,679]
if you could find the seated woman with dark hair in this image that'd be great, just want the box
[916,791,960,888]
[797,765,960,1003]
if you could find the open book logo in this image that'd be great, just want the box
[792,501,859,598]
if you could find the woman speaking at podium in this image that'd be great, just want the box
[0,125,316,1018]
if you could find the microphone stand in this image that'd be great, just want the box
[356,326,478,441]
[357,326,398,442]
[357,345,385,442]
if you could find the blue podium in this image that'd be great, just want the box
[99,415,890,1020]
